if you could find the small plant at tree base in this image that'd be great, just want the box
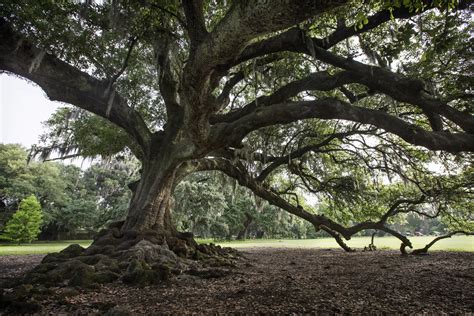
[3,195,43,244]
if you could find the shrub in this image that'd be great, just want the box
[4,195,43,243]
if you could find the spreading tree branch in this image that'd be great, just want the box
[305,45,474,133]
[0,19,152,155]
[211,70,356,124]
[182,0,208,48]
[379,196,427,222]
[181,0,347,143]
[257,130,366,182]
[190,0,347,76]
[232,0,472,68]
[211,98,474,153]
[186,157,415,243]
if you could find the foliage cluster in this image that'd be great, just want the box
[0,144,136,238]
[2,195,42,243]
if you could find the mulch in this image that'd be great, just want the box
[1,248,473,314]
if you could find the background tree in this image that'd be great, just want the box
[173,172,313,240]
[0,144,135,239]
[2,195,43,244]
[0,144,67,232]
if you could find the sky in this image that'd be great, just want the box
[1,74,59,148]
[0,74,96,169]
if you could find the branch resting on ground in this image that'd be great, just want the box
[411,231,474,255]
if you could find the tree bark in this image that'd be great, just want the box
[121,158,179,234]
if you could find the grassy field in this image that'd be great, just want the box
[0,235,472,255]
[206,235,474,252]
[0,240,92,256]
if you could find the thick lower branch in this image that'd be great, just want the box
[189,158,402,241]
[0,19,151,153]
[211,98,474,152]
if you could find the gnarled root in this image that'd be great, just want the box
[0,222,240,312]
[30,224,238,288]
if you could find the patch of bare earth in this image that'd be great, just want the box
[0,255,45,281]
[1,249,473,314]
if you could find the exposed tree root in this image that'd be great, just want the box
[34,227,238,287]
[0,222,240,312]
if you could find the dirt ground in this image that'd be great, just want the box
[1,248,473,314]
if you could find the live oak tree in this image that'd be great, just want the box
[0,0,473,286]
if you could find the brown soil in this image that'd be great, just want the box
[1,248,473,314]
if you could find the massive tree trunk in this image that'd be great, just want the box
[13,155,240,291]
[122,160,179,234]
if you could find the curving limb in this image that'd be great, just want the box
[411,231,474,255]
[305,45,474,134]
[231,0,472,68]
[185,157,419,250]
[181,0,348,143]
[0,19,152,155]
[211,98,474,153]
[211,71,356,124]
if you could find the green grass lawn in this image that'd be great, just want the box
[0,235,471,255]
[0,240,92,255]
[205,235,474,252]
